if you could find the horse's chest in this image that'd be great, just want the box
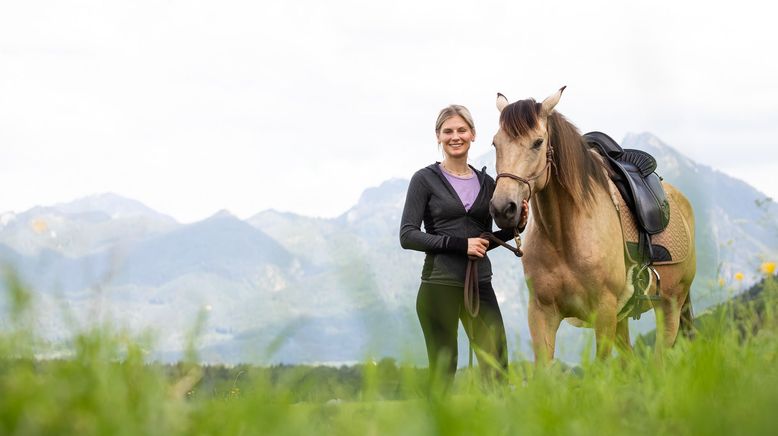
[525,260,613,313]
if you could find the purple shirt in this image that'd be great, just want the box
[439,164,481,211]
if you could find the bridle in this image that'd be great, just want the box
[495,141,555,206]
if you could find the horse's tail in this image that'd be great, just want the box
[679,292,695,339]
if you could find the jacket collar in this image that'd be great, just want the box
[428,162,486,184]
[427,163,489,211]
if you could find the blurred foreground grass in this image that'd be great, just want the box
[2,272,778,435]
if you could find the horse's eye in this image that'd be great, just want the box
[532,139,543,149]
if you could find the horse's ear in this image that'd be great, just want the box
[496,93,509,112]
[540,86,566,117]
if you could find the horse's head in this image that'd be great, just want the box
[489,87,565,231]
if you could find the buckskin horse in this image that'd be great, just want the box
[489,87,696,363]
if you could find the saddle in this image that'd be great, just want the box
[584,131,671,266]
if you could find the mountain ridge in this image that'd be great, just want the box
[1,132,776,364]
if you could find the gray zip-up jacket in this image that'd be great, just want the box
[399,163,513,286]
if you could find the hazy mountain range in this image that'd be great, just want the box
[1,133,776,364]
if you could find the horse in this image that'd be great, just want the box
[488,87,696,363]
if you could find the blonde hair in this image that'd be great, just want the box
[435,105,476,136]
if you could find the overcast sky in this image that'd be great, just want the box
[2,0,776,223]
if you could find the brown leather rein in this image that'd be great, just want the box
[463,143,555,317]
[464,233,522,317]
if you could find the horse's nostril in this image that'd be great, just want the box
[504,201,517,217]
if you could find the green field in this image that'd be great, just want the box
[2,273,778,435]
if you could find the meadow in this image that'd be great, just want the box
[2,270,777,435]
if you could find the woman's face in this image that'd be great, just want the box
[437,115,475,160]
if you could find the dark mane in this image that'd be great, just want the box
[499,98,542,138]
[500,99,609,209]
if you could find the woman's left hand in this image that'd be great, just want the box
[518,200,529,232]
[467,237,489,258]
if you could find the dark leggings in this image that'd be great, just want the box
[416,281,508,382]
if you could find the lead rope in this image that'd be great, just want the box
[464,233,523,317]
[465,232,523,369]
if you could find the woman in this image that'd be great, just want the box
[399,104,523,384]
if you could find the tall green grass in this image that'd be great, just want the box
[2,270,778,435]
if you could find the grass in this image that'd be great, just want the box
[2,272,778,435]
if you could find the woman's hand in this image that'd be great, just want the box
[467,237,489,258]
[518,200,529,232]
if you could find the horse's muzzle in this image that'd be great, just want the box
[490,197,520,230]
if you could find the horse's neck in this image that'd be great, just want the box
[531,177,590,247]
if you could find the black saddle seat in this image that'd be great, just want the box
[584,131,670,236]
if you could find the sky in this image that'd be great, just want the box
[1,0,777,223]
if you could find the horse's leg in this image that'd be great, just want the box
[615,317,632,355]
[679,289,695,340]
[593,295,618,359]
[658,288,686,348]
[528,300,561,366]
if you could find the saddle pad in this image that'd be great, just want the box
[610,180,692,266]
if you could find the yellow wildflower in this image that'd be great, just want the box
[761,261,776,276]
[734,272,744,281]
[718,278,725,287]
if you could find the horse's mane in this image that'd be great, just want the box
[499,99,609,210]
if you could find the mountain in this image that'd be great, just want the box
[0,193,179,258]
[1,133,776,364]
[50,193,177,221]
[246,210,337,269]
[116,211,295,286]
